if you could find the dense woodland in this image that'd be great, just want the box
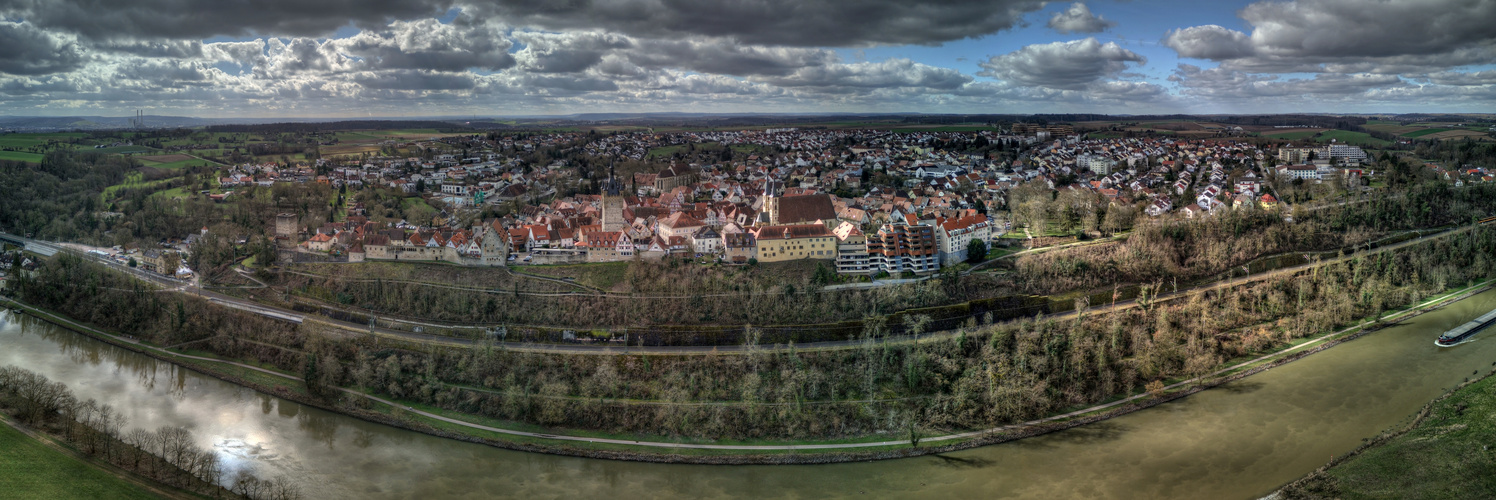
[263,258,999,331]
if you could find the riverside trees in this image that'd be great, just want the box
[0,366,297,499]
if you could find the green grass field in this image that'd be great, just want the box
[0,419,162,500]
[402,196,435,212]
[149,186,190,201]
[1319,372,1496,498]
[1317,129,1392,146]
[0,133,86,149]
[139,158,214,170]
[0,151,46,163]
[887,125,996,133]
[101,172,175,202]
[1262,130,1319,140]
[1402,128,1452,138]
[94,145,157,154]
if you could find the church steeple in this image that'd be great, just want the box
[602,161,623,196]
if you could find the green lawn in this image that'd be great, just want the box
[101,172,173,202]
[1316,372,1496,498]
[333,131,384,142]
[0,133,86,149]
[0,420,162,500]
[647,144,692,158]
[401,197,434,211]
[138,158,215,170]
[1317,129,1392,147]
[94,145,157,154]
[0,151,46,163]
[1402,128,1452,138]
[1263,130,1319,140]
[887,125,996,133]
[148,186,190,201]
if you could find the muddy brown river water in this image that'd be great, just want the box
[3,288,1496,499]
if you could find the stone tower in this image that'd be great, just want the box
[601,163,626,232]
[275,213,298,240]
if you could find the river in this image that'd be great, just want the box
[3,288,1496,499]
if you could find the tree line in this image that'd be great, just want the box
[0,366,299,499]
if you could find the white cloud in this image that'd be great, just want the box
[1047,3,1115,34]
[978,38,1145,90]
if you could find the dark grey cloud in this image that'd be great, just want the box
[1047,3,1114,34]
[1165,0,1496,73]
[92,39,204,58]
[336,18,514,72]
[977,38,1144,90]
[462,0,1047,47]
[0,21,86,75]
[0,0,453,40]
[512,31,632,73]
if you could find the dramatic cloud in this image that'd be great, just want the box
[1047,3,1115,34]
[627,39,837,77]
[978,38,1145,90]
[1162,25,1254,60]
[0,0,453,40]
[1,0,1493,116]
[0,21,86,76]
[512,31,632,73]
[462,0,1048,47]
[334,18,515,72]
[1166,0,1496,73]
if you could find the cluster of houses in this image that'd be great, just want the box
[268,125,1494,278]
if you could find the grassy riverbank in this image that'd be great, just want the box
[1281,366,1496,499]
[0,416,163,500]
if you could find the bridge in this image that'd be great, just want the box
[0,232,57,257]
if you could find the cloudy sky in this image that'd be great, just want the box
[2,0,1494,118]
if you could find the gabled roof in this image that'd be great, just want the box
[775,193,836,225]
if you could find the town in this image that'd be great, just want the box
[174,124,1475,286]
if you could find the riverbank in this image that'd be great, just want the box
[1276,355,1496,498]
[6,275,1493,465]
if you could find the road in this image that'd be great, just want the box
[5,219,1492,355]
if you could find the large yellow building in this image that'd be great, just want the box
[751,224,836,262]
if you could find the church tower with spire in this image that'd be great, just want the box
[601,162,627,232]
[759,179,781,226]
